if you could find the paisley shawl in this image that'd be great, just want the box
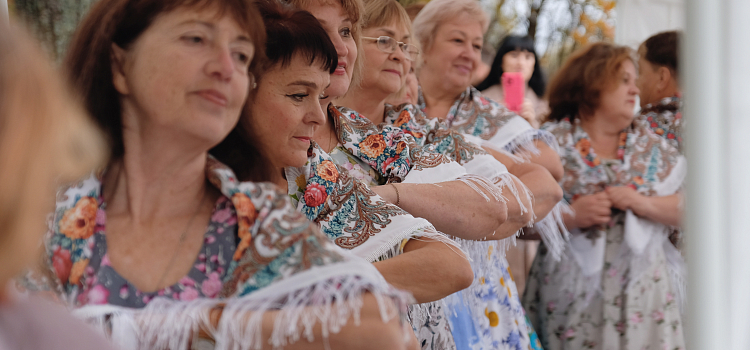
[285,141,467,350]
[416,89,571,261]
[285,142,463,263]
[41,157,412,350]
[333,103,546,350]
[417,86,559,158]
[539,117,686,307]
[636,95,683,152]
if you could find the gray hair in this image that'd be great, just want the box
[412,0,489,53]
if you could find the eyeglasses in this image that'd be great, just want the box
[362,36,420,61]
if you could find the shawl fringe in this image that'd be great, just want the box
[527,201,572,262]
[483,128,559,161]
[72,264,413,350]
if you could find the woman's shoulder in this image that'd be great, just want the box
[480,84,504,103]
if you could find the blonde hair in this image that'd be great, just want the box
[412,0,488,53]
[0,23,105,269]
[362,0,411,33]
[285,0,365,90]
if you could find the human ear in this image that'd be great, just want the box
[657,66,671,91]
[110,43,130,95]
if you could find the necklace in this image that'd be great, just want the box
[153,188,209,291]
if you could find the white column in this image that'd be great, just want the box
[684,0,750,348]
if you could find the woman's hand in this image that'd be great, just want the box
[606,186,646,214]
[566,192,611,229]
[519,99,539,128]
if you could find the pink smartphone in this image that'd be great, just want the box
[501,72,525,113]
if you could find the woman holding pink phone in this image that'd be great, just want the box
[476,35,549,129]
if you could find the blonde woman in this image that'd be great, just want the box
[0,22,112,350]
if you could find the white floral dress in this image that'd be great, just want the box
[522,118,687,350]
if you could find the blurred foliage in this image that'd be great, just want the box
[11,0,98,61]
[398,0,615,77]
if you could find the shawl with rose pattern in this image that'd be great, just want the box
[537,117,686,307]
[41,157,412,350]
[330,104,548,350]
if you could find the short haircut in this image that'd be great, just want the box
[640,30,679,78]
[256,0,338,74]
[0,23,105,251]
[476,35,546,98]
[546,42,636,122]
[63,0,269,179]
[412,0,488,53]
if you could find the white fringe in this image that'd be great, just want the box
[456,173,507,203]
[73,266,413,350]
[526,201,572,262]
[493,172,535,223]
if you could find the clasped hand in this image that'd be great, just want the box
[568,186,647,229]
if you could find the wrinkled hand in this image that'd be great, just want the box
[570,192,611,229]
[519,99,538,128]
[606,186,649,215]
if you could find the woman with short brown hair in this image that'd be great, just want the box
[34,0,415,348]
[523,42,686,350]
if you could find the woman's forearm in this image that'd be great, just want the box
[528,140,564,182]
[638,193,682,227]
[203,293,413,350]
[373,239,472,304]
[373,181,507,241]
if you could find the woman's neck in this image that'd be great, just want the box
[418,71,464,120]
[579,113,623,158]
[103,122,212,224]
[338,86,387,125]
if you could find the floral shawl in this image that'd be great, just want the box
[285,143,462,263]
[542,117,687,306]
[331,104,548,349]
[636,95,683,152]
[418,86,559,158]
[417,87,571,260]
[40,157,412,350]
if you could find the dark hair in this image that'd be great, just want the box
[213,0,338,182]
[640,30,679,78]
[64,0,267,174]
[546,42,635,122]
[476,35,545,98]
[255,0,338,75]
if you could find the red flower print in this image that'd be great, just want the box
[575,139,591,158]
[304,182,328,207]
[52,247,72,283]
[383,156,400,169]
[231,193,257,261]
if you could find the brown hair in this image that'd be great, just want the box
[404,3,426,22]
[640,30,679,78]
[0,23,105,264]
[64,0,269,179]
[546,42,635,122]
[362,0,410,32]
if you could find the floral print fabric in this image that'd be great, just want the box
[50,195,237,307]
[522,118,685,350]
[337,103,542,350]
[636,96,683,152]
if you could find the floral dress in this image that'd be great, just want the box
[39,157,413,349]
[522,118,687,350]
[49,195,238,307]
[636,96,683,152]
